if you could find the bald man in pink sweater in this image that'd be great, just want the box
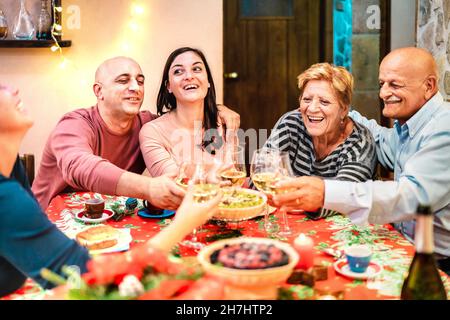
[32,57,240,210]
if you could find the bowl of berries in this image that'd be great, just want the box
[197,237,299,299]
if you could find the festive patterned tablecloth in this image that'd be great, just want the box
[3,192,450,300]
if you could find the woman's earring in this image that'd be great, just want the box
[340,117,346,130]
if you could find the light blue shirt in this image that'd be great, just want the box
[324,92,450,258]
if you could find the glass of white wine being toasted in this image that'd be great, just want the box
[177,161,220,250]
[250,148,282,235]
[219,145,247,189]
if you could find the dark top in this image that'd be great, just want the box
[265,110,377,181]
[262,110,377,220]
[0,156,90,297]
[11,156,32,197]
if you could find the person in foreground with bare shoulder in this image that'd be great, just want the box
[0,83,223,297]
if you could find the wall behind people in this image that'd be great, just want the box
[390,0,416,49]
[0,0,223,169]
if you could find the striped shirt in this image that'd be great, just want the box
[264,109,377,219]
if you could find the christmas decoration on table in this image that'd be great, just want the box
[110,198,138,222]
[41,245,225,300]
[204,219,244,242]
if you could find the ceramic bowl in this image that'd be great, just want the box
[197,237,299,299]
[213,188,267,222]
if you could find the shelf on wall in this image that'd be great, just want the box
[0,40,72,48]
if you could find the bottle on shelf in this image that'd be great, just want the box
[37,0,52,40]
[400,204,447,300]
[0,9,8,39]
[13,0,35,40]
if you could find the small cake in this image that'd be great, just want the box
[210,242,289,269]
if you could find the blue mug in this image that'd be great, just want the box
[345,245,372,273]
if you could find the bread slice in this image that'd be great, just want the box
[76,225,119,250]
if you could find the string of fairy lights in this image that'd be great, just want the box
[49,1,145,70]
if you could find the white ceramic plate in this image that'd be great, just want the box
[334,260,382,280]
[74,209,114,224]
[89,228,132,255]
[70,226,132,255]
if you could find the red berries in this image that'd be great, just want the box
[211,243,289,269]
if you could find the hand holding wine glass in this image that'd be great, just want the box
[177,161,220,249]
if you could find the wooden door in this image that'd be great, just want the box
[223,0,332,164]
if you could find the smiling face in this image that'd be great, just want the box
[95,57,145,117]
[378,50,435,123]
[0,84,33,133]
[299,80,347,138]
[166,51,209,105]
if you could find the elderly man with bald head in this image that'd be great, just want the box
[32,56,239,210]
[272,47,450,274]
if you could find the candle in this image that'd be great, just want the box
[293,233,314,270]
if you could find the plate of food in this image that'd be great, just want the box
[73,225,132,255]
[74,209,114,224]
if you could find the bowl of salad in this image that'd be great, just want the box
[213,187,266,222]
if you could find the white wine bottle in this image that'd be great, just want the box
[400,204,447,300]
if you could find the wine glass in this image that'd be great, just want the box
[217,145,247,228]
[250,148,281,235]
[272,151,296,236]
[219,145,247,188]
[177,161,220,250]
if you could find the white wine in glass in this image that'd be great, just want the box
[219,145,247,188]
[177,162,219,249]
[273,151,295,236]
[250,148,281,234]
[192,183,219,203]
[220,169,246,187]
[251,172,280,195]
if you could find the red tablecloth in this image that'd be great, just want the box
[3,192,450,300]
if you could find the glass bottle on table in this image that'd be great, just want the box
[13,0,35,40]
[400,204,447,300]
[36,0,52,40]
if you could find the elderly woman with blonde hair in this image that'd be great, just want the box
[264,62,376,219]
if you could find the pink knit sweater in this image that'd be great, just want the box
[139,111,232,177]
[32,105,157,210]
